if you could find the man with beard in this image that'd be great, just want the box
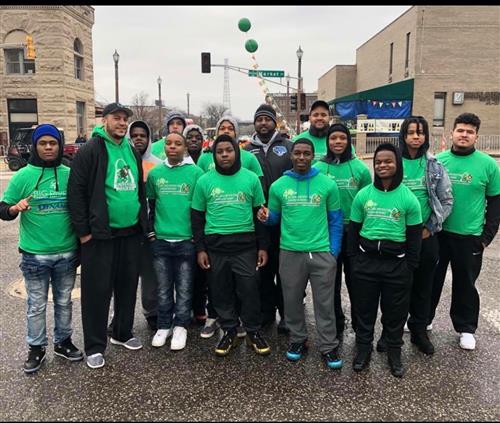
[245,104,293,332]
[292,100,331,164]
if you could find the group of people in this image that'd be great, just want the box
[1,98,498,379]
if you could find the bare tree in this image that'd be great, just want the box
[129,92,164,140]
[201,102,229,127]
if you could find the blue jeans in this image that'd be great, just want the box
[20,251,78,346]
[152,240,195,329]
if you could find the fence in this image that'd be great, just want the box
[352,135,500,156]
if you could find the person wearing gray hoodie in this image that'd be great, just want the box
[151,111,187,160]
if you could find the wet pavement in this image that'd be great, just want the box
[1,168,499,421]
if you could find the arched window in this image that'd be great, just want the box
[3,30,35,75]
[74,38,84,80]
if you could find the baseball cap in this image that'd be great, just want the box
[102,102,133,117]
[310,100,331,114]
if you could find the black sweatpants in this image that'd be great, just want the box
[407,234,439,333]
[430,232,483,333]
[81,234,141,356]
[352,253,412,349]
[139,239,158,320]
[334,232,352,333]
[258,226,284,323]
[207,249,261,332]
[192,265,217,319]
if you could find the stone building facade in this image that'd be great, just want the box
[0,5,95,146]
[317,6,500,136]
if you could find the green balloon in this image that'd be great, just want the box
[238,18,251,32]
[245,39,258,53]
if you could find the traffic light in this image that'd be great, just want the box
[26,35,36,60]
[201,52,211,73]
[300,93,306,111]
[290,94,297,111]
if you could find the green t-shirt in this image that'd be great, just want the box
[268,172,340,252]
[402,156,432,224]
[292,130,326,164]
[102,130,141,229]
[197,150,263,177]
[350,184,422,243]
[151,138,166,160]
[437,149,500,236]
[146,163,203,240]
[314,159,372,224]
[2,164,77,254]
[191,168,265,235]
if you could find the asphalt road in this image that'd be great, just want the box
[0,167,499,421]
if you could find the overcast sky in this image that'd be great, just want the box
[92,5,411,121]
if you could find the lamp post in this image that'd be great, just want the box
[286,73,291,131]
[113,50,120,103]
[296,45,303,134]
[157,76,162,139]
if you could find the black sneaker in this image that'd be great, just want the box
[322,347,343,369]
[24,345,46,374]
[353,346,372,372]
[286,341,308,361]
[410,331,435,355]
[54,338,84,361]
[387,347,404,378]
[215,329,238,357]
[376,336,387,353]
[246,331,271,355]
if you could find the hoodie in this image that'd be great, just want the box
[183,124,204,163]
[127,120,161,180]
[151,110,188,159]
[264,167,343,256]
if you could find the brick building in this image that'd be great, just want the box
[0,5,95,146]
[318,6,500,137]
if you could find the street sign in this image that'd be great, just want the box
[248,70,285,78]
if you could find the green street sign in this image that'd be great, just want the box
[248,70,285,78]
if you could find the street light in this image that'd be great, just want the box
[157,76,162,138]
[286,73,291,130]
[113,49,120,103]
[296,45,303,134]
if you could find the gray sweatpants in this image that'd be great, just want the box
[279,250,339,354]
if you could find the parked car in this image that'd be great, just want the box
[4,127,80,171]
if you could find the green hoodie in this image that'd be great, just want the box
[94,125,141,229]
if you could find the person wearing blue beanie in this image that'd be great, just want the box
[0,123,83,373]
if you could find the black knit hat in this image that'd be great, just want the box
[254,104,277,124]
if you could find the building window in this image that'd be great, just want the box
[389,42,394,76]
[433,92,446,127]
[405,32,411,69]
[76,101,86,135]
[4,49,35,75]
[74,38,84,80]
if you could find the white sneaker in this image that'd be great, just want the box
[152,329,172,347]
[426,323,433,331]
[403,322,410,333]
[459,332,476,350]
[171,326,187,351]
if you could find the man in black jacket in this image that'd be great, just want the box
[67,102,148,369]
[245,104,293,332]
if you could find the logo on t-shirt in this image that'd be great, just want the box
[156,178,191,195]
[448,172,473,185]
[282,189,321,206]
[113,159,136,191]
[363,200,402,222]
[210,187,247,204]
